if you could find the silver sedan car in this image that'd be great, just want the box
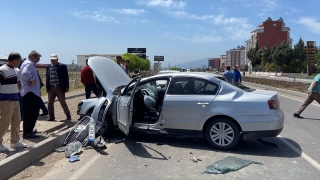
[77,57,284,150]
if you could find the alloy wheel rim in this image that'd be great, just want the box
[210,122,234,146]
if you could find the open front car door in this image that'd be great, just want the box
[116,76,142,135]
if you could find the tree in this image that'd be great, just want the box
[262,44,272,63]
[170,67,180,70]
[293,37,306,63]
[121,53,151,71]
[315,49,320,65]
[271,42,293,68]
[246,41,263,68]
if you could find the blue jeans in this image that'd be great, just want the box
[39,98,48,113]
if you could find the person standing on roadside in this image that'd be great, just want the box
[0,52,27,151]
[293,74,320,118]
[233,66,242,84]
[37,70,48,116]
[125,60,130,76]
[46,54,71,121]
[116,56,126,72]
[81,59,100,99]
[223,66,234,83]
[20,50,42,138]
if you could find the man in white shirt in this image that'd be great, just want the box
[0,52,27,151]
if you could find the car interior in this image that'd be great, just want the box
[131,78,170,124]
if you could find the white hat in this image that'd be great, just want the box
[50,54,58,60]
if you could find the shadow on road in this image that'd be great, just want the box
[103,131,302,160]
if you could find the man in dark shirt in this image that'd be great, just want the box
[46,54,71,121]
[81,59,100,99]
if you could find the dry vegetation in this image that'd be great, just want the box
[243,76,310,93]
[37,69,84,96]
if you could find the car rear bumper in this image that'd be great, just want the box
[242,128,283,140]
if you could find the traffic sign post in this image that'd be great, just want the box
[303,41,317,76]
[127,48,147,59]
[154,56,164,61]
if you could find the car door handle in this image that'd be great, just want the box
[197,102,209,105]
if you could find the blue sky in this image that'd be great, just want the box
[0,0,319,67]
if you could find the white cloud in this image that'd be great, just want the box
[113,8,147,15]
[169,11,248,25]
[297,17,320,35]
[224,23,253,40]
[68,9,119,23]
[168,11,253,40]
[284,7,301,15]
[261,0,277,12]
[142,0,186,9]
[164,32,222,43]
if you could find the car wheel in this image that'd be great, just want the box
[101,114,114,136]
[205,118,240,150]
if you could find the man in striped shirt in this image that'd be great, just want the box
[0,52,27,152]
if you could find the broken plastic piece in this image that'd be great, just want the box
[55,146,68,152]
[203,156,263,174]
[65,141,82,158]
[69,156,80,163]
[93,136,106,150]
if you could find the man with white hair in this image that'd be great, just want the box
[20,50,42,138]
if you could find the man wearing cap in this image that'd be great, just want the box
[46,54,71,121]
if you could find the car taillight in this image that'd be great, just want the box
[268,99,279,110]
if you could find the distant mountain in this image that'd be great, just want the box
[171,58,209,69]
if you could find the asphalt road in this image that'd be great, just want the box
[11,90,320,180]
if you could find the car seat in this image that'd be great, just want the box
[172,83,184,94]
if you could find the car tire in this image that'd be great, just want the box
[205,117,240,150]
[102,114,114,136]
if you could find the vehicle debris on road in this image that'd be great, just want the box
[65,141,82,158]
[203,156,263,174]
[69,156,80,163]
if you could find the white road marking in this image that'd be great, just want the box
[277,94,320,107]
[67,144,114,180]
[67,153,100,180]
[278,135,320,171]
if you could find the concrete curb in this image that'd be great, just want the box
[0,92,85,180]
[242,81,308,98]
[0,128,71,180]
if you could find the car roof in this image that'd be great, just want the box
[147,72,223,82]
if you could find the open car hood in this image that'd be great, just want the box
[88,56,131,95]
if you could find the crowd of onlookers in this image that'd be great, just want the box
[0,51,71,152]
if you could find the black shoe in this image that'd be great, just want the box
[23,132,39,139]
[66,116,71,121]
[47,118,55,121]
[39,112,48,116]
[293,113,304,119]
[33,129,38,134]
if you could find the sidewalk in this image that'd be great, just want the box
[0,89,85,162]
